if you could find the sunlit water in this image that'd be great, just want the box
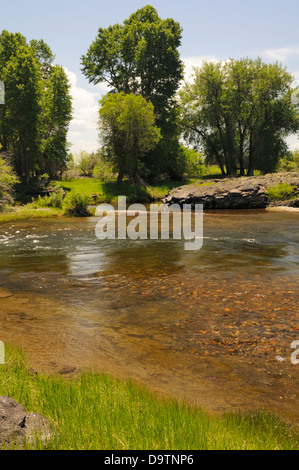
[0,209,298,422]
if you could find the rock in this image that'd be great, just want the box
[163,172,299,210]
[0,397,51,448]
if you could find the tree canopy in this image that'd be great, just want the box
[0,30,72,182]
[180,58,299,176]
[82,5,184,180]
[99,92,161,182]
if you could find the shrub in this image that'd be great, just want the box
[64,192,92,217]
[30,188,65,209]
[0,156,18,210]
[93,159,115,182]
[277,151,299,172]
[266,182,298,201]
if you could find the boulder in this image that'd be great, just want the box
[0,396,51,448]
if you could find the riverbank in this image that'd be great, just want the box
[163,172,299,209]
[2,173,299,224]
[1,345,298,450]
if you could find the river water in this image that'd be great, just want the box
[0,209,298,422]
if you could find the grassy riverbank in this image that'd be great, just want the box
[1,346,298,450]
[54,177,198,204]
[0,206,64,224]
[0,177,196,224]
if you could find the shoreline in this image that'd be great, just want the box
[163,172,299,210]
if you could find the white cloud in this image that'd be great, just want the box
[263,47,299,63]
[64,68,108,154]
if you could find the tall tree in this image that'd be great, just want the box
[81,5,183,179]
[0,30,72,181]
[38,65,72,178]
[3,45,42,183]
[99,92,161,182]
[180,58,299,176]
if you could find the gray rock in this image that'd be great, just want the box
[163,172,299,210]
[0,396,51,448]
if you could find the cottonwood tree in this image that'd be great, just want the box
[99,92,161,183]
[81,5,183,179]
[0,30,72,182]
[180,58,299,176]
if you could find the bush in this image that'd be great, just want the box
[77,151,100,177]
[277,151,299,172]
[0,155,18,210]
[30,188,65,209]
[93,159,116,182]
[266,182,298,201]
[64,192,92,217]
[181,146,208,177]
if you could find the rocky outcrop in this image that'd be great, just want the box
[0,396,51,448]
[163,172,299,210]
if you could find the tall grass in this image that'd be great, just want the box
[0,346,298,450]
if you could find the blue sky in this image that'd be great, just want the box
[2,0,299,153]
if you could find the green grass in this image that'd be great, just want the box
[266,182,299,202]
[53,177,198,204]
[0,206,64,224]
[0,346,298,450]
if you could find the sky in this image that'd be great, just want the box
[2,0,299,153]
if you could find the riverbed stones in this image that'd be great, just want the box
[0,396,51,448]
[163,172,299,209]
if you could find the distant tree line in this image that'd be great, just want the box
[1,4,299,194]
[0,30,72,183]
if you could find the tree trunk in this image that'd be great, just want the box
[117,171,124,183]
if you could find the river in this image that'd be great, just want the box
[0,209,298,423]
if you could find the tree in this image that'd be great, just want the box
[38,65,72,179]
[0,30,72,182]
[77,150,99,177]
[99,92,161,182]
[180,58,299,176]
[0,150,18,210]
[81,5,183,179]
[3,44,42,183]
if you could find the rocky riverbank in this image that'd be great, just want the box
[163,172,299,210]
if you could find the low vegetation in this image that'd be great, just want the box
[1,346,298,450]
[266,182,299,201]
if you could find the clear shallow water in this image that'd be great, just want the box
[0,210,298,421]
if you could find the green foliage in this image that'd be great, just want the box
[30,188,65,209]
[64,192,92,217]
[180,58,299,177]
[93,158,115,182]
[0,155,18,209]
[180,146,208,176]
[265,182,298,201]
[99,92,161,182]
[81,5,183,180]
[277,150,299,172]
[0,30,72,182]
[77,150,99,177]
[81,5,183,115]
